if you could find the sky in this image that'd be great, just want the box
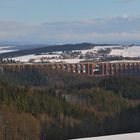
[0,0,140,44]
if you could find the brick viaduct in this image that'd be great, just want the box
[1,61,140,76]
[51,61,140,76]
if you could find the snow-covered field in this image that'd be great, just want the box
[72,45,119,54]
[0,46,17,54]
[48,58,86,63]
[72,48,97,54]
[72,133,140,140]
[0,46,15,49]
[0,49,17,54]
[11,54,60,63]
[11,54,35,62]
[109,46,140,57]
[94,45,121,51]
[11,54,86,63]
[11,54,85,63]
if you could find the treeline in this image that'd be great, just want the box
[0,66,140,139]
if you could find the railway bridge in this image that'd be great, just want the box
[51,61,140,76]
[1,61,140,77]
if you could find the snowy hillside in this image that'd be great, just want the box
[109,46,140,57]
[10,54,85,63]
[0,46,17,54]
[72,133,140,140]
[4,45,140,63]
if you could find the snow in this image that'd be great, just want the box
[8,45,140,63]
[11,54,35,62]
[35,54,60,58]
[41,51,63,55]
[109,46,140,57]
[0,46,17,54]
[94,45,121,51]
[48,58,85,63]
[11,54,60,62]
[81,48,97,54]
[127,46,140,57]
[104,60,140,63]
[72,133,140,140]
[0,49,17,54]
[109,48,128,57]
[71,49,96,54]
[52,51,63,54]
[11,54,85,63]
[0,46,15,49]
[72,46,121,54]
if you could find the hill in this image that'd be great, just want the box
[0,43,118,58]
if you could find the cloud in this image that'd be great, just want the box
[0,21,37,39]
[0,15,140,43]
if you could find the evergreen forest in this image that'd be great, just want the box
[0,65,140,140]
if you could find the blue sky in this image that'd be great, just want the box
[0,0,140,44]
[0,0,140,23]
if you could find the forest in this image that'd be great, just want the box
[0,65,140,140]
